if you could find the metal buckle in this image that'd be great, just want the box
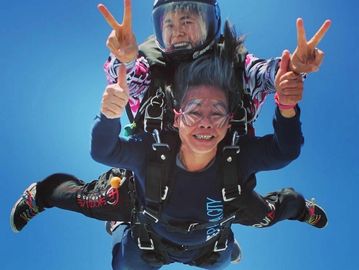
[213,239,228,252]
[220,215,236,227]
[187,223,199,232]
[161,186,169,201]
[152,129,170,152]
[222,185,241,202]
[144,91,165,133]
[144,107,163,132]
[143,209,159,223]
[137,237,155,250]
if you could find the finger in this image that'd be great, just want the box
[122,0,132,30]
[98,4,120,30]
[277,50,291,79]
[102,106,121,119]
[308,19,331,48]
[280,71,302,81]
[106,87,129,103]
[278,83,304,95]
[117,64,129,93]
[296,18,307,50]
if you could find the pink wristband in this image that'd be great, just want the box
[274,93,296,110]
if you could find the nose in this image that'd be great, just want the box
[199,116,213,129]
[172,24,185,37]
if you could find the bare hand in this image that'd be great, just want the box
[276,50,304,117]
[101,64,129,119]
[290,18,331,73]
[98,0,138,63]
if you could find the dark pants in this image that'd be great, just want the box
[34,170,306,269]
[232,188,306,228]
[35,169,131,222]
[35,168,305,226]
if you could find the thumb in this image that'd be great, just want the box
[277,50,291,77]
[117,64,129,94]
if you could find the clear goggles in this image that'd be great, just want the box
[174,98,231,128]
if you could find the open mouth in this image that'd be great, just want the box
[171,42,193,50]
[193,134,214,141]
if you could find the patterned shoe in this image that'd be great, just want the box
[10,183,43,233]
[304,198,328,229]
[231,239,242,264]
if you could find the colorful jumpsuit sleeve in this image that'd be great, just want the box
[104,53,152,119]
[243,54,280,123]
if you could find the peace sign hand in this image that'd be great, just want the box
[290,18,331,73]
[98,0,138,63]
[101,64,130,119]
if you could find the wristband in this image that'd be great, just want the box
[274,93,296,110]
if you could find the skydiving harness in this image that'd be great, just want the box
[121,35,255,265]
[125,83,249,266]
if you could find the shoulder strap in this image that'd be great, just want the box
[143,130,179,222]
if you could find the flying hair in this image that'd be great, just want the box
[173,20,245,111]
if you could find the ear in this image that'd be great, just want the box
[173,114,180,128]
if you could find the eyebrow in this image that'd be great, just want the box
[184,99,228,111]
[163,15,194,24]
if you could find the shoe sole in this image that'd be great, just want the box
[10,183,37,233]
[315,204,328,229]
[231,239,242,264]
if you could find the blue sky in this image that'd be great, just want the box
[1,0,357,269]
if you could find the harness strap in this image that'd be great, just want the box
[144,89,165,133]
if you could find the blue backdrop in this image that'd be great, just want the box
[1,0,357,269]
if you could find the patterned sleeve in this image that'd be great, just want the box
[243,54,280,122]
[103,53,152,118]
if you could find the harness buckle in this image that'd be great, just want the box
[230,102,247,136]
[144,90,165,133]
[187,223,199,232]
[220,215,236,227]
[213,239,228,252]
[222,185,241,202]
[161,186,169,201]
[137,237,155,250]
[152,129,170,152]
[143,209,159,223]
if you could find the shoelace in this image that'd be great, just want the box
[307,198,316,216]
[20,191,39,221]
[306,198,321,225]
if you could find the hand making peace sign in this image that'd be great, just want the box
[98,0,138,63]
[290,18,331,73]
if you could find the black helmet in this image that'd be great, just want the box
[152,0,221,60]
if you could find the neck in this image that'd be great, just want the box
[179,147,216,172]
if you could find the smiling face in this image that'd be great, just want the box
[162,9,206,52]
[174,85,230,157]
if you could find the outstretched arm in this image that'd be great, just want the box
[98,1,151,120]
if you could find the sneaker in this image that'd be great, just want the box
[304,198,328,229]
[105,221,123,235]
[10,183,43,233]
[231,239,242,264]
